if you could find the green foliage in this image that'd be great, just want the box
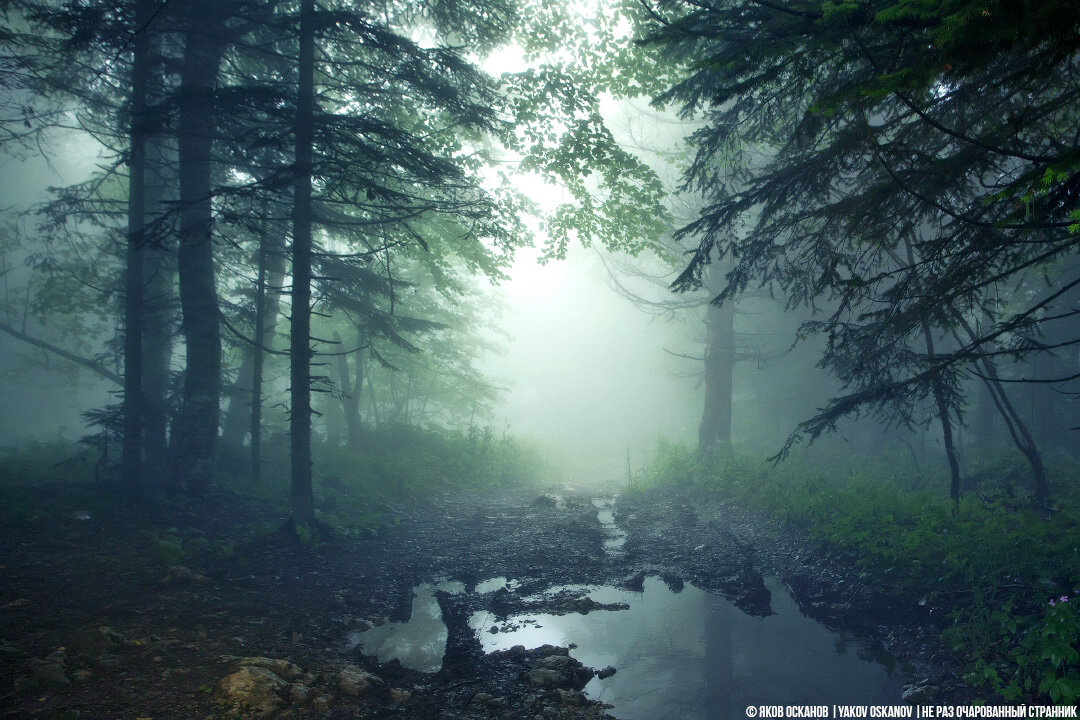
[641,440,1080,702]
[227,422,547,533]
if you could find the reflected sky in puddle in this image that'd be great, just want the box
[471,577,905,719]
[347,584,447,673]
[592,496,627,555]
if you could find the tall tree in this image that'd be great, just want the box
[641,0,1080,495]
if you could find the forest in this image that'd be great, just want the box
[1,0,1079,717]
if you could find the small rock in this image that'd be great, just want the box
[622,571,646,592]
[161,565,208,584]
[311,694,333,713]
[216,666,287,716]
[336,665,381,696]
[509,644,527,658]
[556,688,585,706]
[597,666,616,679]
[524,693,540,707]
[30,660,69,686]
[95,654,124,668]
[537,655,572,671]
[537,644,569,657]
[389,687,412,704]
[239,656,302,681]
[489,625,500,633]
[532,494,558,508]
[74,626,126,657]
[289,682,311,704]
[525,668,564,688]
[72,669,94,682]
[470,692,495,705]
[901,679,941,703]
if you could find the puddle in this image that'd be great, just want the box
[351,576,905,717]
[591,496,627,555]
[347,584,447,673]
[473,576,522,594]
[471,577,905,719]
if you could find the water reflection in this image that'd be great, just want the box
[348,584,446,673]
[471,577,905,719]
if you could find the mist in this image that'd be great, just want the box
[2,1,1079,718]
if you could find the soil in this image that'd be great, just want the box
[0,482,970,719]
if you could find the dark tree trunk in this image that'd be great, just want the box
[171,1,227,492]
[289,0,317,531]
[141,134,176,477]
[335,328,363,446]
[250,231,269,485]
[699,263,735,455]
[900,238,961,500]
[121,0,153,486]
[923,325,961,501]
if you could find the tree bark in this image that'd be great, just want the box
[141,133,176,477]
[122,0,153,486]
[335,328,363,446]
[699,262,735,455]
[171,0,227,492]
[289,0,317,531]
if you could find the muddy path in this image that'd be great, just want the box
[0,484,963,719]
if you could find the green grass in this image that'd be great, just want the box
[637,439,1080,704]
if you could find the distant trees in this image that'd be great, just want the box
[640,0,1080,498]
[1,0,670,529]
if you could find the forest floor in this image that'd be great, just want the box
[0,481,970,719]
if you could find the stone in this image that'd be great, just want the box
[216,666,287,716]
[901,679,941,703]
[622,571,646,592]
[525,668,564,688]
[289,682,312,704]
[239,656,303,681]
[537,644,569,656]
[537,655,572,671]
[74,627,126,657]
[336,665,381,696]
[597,666,616,680]
[556,689,585,706]
[72,669,94,682]
[311,694,333,713]
[470,692,495,705]
[30,660,69,686]
[389,687,412,704]
[532,494,558,508]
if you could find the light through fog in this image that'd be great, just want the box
[481,242,699,483]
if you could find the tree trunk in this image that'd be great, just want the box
[289,0,317,531]
[699,263,735,455]
[950,313,1049,500]
[220,224,286,456]
[250,230,268,485]
[171,0,227,492]
[121,0,153,486]
[141,134,176,478]
[335,328,363,446]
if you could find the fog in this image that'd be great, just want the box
[479,243,700,482]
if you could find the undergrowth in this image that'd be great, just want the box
[636,439,1080,704]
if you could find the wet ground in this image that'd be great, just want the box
[0,483,964,719]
